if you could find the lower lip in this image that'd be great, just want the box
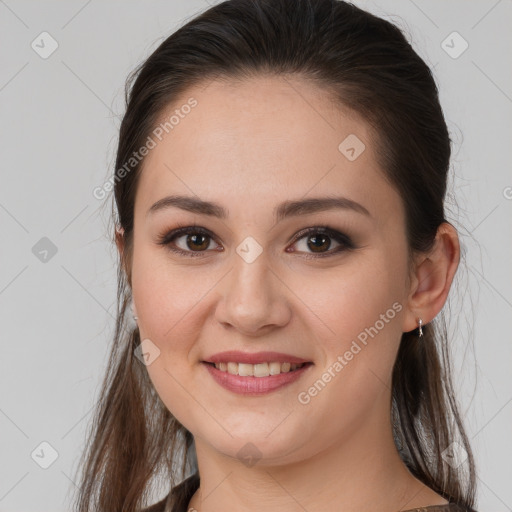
[202,362,313,395]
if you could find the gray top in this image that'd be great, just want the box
[143,473,478,512]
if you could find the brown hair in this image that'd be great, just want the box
[73,0,477,510]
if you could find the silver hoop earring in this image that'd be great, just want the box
[417,318,423,338]
[131,299,138,322]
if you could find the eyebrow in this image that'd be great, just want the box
[146,194,371,222]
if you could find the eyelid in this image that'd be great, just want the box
[156,224,222,257]
[286,226,355,259]
[156,224,356,258]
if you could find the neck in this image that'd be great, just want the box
[187,404,444,512]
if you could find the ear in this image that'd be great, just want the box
[402,222,460,333]
[115,225,125,261]
[115,225,131,286]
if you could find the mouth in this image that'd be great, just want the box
[201,360,314,395]
[202,361,313,377]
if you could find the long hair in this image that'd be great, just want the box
[72,0,477,510]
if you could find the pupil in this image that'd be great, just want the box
[308,234,330,252]
[188,234,208,250]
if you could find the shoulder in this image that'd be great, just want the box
[405,504,478,512]
[141,472,200,512]
[446,505,479,512]
[443,504,478,512]
[141,496,167,512]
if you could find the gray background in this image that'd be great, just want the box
[1,1,511,510]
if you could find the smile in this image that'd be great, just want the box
[207,361,308,377]
[201,361,314,395]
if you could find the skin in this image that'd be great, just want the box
[116,75,460,512]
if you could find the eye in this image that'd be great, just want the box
[156,224,221,258]
[287,226,355,259]
[156,224,356,259]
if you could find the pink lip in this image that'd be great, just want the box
[203,351,311,365]
[202,361,313,395]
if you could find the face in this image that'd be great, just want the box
[127,75,413,464]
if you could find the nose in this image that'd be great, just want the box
[214,250,292,336]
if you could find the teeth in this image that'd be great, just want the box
[269,362,281,375]
[238,363,253,377]
[213,361,306,376]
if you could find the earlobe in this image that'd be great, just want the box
[116,226,127,272]
[402,222,460,333]
[115,225,125,258]
[131,299,138,321]
[115,225,132,286]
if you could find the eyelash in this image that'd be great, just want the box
[156,223,356,260]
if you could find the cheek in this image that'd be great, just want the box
[129,250,407,454]
[131,250,214,348]
[296,256,404,349]
[133,262,207,423]
[294,267,403,439]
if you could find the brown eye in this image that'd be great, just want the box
[157,226,221,257]
[288,226,355,259]
[182,232,211,251]
[305,233,332,252]
[157,225,355,259]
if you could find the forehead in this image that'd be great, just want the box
[135,75,401,226]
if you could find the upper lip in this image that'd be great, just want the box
[203,351,312,365]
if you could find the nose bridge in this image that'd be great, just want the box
[215,240,290,333]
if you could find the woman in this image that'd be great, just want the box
[74,0,479,511]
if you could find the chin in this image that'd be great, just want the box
[202,429,310,467]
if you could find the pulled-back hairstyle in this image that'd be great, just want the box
[72,0,477,510]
